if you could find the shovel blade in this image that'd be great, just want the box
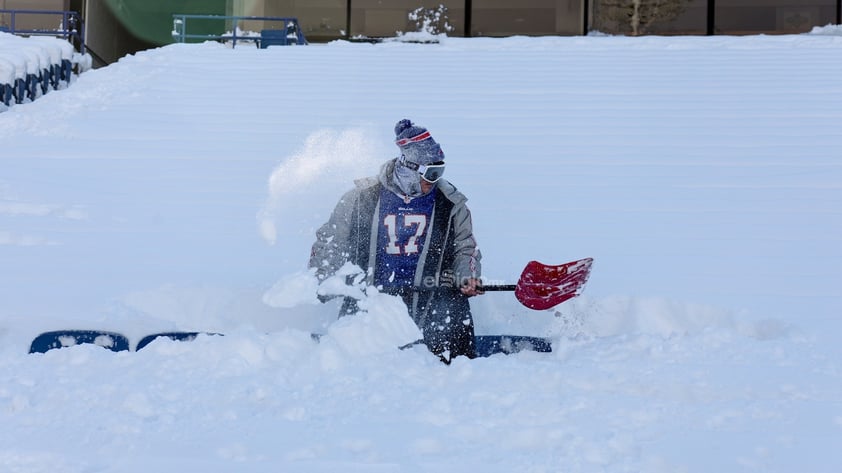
[515,258,593,310]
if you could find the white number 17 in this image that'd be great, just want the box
[383,214,427,255]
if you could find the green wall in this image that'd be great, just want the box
[104,0,228,45]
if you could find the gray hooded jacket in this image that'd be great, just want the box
[310,159,481,298]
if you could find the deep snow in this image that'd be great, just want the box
[1,27,841,472]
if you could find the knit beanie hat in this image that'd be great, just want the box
[394,119,444,165]
[392,119,445,198]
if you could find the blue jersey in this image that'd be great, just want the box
[374,187,436,288]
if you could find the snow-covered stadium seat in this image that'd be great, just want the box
[30,36,71,88]
[0,31,88,110]
[18,44,45,101]
[30,36,79,85]
[0,41,27,104]
[0,57,13,106]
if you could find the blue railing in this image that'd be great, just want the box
[172,14,307,48]
[0,9,85,53]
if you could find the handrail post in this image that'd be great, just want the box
[79,12,86,53]
[233,17,238,48]
[172,14,184,43]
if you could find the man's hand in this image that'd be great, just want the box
[460,277,484,297]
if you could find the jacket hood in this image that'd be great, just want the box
[355,159,465,206]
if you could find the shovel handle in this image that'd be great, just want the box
[478,284,516,291]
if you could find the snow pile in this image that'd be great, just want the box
[263,264,423,356]
[808,24,842,35]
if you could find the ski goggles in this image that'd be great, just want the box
[400,156,446,183]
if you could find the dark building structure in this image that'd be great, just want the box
[3,0,840,67]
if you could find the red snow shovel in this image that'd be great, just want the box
[481,257,593,310]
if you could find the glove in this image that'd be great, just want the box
[439,269,456,288]
[460,277,484,297]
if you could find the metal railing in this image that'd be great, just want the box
[172,14,306,48]
[0,9,85,53]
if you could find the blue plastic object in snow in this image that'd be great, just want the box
[474,335,552,357]
[136,331,222,351]
[29,330,130,354]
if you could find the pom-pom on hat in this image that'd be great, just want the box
[394,119,444,166]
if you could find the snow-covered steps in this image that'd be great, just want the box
[0,31,91,111]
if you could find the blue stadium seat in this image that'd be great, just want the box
[1,83,11,106]
[474,335,552,357]
[259,29,287,48]
[0,59,12,105]
[61,58,72,83]
[136,331,222,351]
[39,68,50,94]
[14,77,25,104]
[29,330,131,354]
[25,72,38,101]
[49,63,60,89]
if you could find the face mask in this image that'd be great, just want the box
[393,162,423,198]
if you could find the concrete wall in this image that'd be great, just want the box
[83,1,153,68]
